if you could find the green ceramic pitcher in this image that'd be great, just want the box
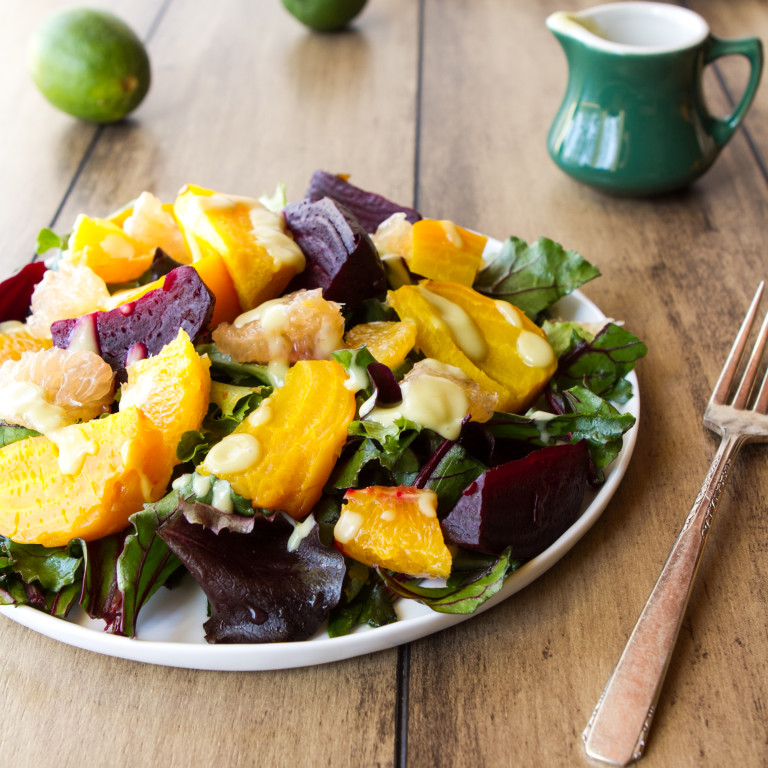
[546,2,763,195]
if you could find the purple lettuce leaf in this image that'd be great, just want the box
[158,504,346,643]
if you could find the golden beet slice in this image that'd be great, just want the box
[0,407,171,546]
[334,486,452,579]
[388,280,557,413]
[199,360,356,519]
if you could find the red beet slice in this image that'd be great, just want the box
[305,170,421,233]
[441,440,590,560]
[0,262,47,322]
[51,265,214,380]
[284,197,387,306]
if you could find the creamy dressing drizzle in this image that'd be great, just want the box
[495,300,522,327]
[516,330,555,368]
[204,433,261,475]
[0,382,70,433]
[285,513,316,552]
[267,360,289,387]
[367,373,470,441]
[344,358,370,393]
[418,287,487,363]
[334,509,364,545]
[439,220,463,248]
[417,489,438,518]
[192,473,212,498]
[249,205,305,271]
[48,424,99,476]
[211,478,234,514]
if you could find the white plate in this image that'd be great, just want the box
[0,280,640,671]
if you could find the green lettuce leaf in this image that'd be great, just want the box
[35,227,68,256]
[0,425,40,447]
[377,547,517,614]
[544,321,647,403]
[332,417,422,489]
[0,538,83,617]
[474,236,600,317]
[197,343,274,387]
[487,385,635,469]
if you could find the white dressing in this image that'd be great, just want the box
[286,513,316,552]
[439,220,463,248]
[418,286,487,363]
[367,373,470,441]
[48,424,99,476]
[204,433,261,475]
[495,300,523,327]
[334,509,364,545]
[0,382,70,433]
[516,330,555,368]
[211,478,234,514]
[249,205,306,271]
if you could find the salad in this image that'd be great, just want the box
[0,171,646,644]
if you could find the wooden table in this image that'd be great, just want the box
[1,1,766,766]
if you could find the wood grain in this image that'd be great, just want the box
[410,1,768,766]
[1,1,767,766]
[0,1,163,276]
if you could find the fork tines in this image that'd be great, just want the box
[710,281,768,412]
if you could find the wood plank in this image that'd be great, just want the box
[53,0,419,227]
[688,0,768,163]
[0,1,162,277]
[411,1,768,766]
[0,1,420,766]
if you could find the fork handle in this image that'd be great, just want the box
[582,432,744,766]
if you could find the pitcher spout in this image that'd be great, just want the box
[545,10,609,49]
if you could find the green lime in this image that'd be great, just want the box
[282,0,368,32]
[28,8,151,124]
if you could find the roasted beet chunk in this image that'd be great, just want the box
[0,262,47,322]
[305,170,421,233]
[441,441,590,560]
[51,265,213,380]
[284,197,387,306]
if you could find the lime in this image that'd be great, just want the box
[28,8,150,124]
[281,0,368,32]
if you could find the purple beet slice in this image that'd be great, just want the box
[441,440,590,560]
[284,196,387,306]
[0,262,47,322]
[305,170,421,233]
[51,265,214,380]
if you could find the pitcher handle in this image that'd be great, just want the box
[705,34,763,147]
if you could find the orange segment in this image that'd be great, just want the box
[0,407,171,546]
[67,214,154,283]
[335,486,452,578]
[0,325,52,365]
[343,318,417,368]
[173,184,305,310]
[120,329,211,465]
[408,219,487,286]
[198,360,356,519]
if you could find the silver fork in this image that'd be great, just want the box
[582,282,768,766]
